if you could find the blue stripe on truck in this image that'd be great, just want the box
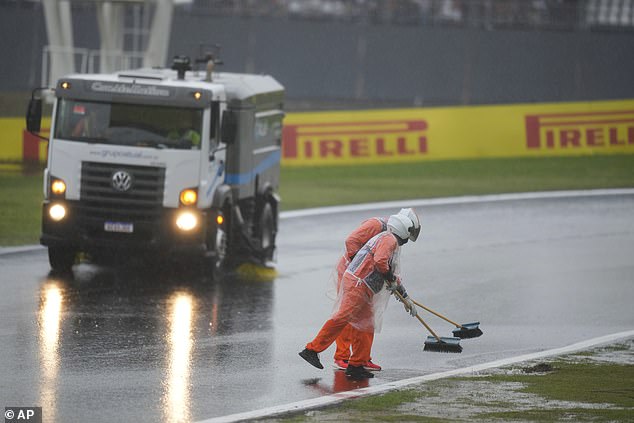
[224,150,281,185]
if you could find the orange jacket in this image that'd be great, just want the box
[337,217,387,282]
[344,217,387,260]
[346,231,400,293]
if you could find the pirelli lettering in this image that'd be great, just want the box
[525,110,634,150]
[282,120,428,164]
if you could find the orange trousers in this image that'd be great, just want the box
[333,257,374,363]
[306,275,374,366]
[334,325,374,362]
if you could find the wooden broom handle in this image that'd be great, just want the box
[409,298,463,328]
[392,289,442,342]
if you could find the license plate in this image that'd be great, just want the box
[104,221,134,233]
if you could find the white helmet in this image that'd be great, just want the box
[387,214,414,243]
[398,208,421,241]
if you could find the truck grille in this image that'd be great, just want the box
[79,161,165,223]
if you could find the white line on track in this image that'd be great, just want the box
[195,330,634,423]
[279,188,634,219]
[2,189,633,257]
[0,244,43,255]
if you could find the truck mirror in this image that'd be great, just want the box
[221,110,237,144]
[26,97,42,133]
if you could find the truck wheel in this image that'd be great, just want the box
[214,227,228,265]
[48,246,77,273]
[209,205,231,279]
[258,202,277,262]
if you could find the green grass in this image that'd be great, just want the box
[279,155,634,210]
[338,389,422,412]
[271,357,634,422]
[310,389,442,423]
[1,154,633,245]
[0,166,43,246]
[474,360,634,422]
[478,408,634,422]
[483,361,634,407]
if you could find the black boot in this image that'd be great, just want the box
[299,348,324,369]
[345,364,374,380]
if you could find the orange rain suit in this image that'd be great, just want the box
[306,231,400,367]
[334,217,387,363]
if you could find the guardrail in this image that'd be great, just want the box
[181,0,634,32]
[41,46,145,93]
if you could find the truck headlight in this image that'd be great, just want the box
[49,203,67,221]
[175,211,198,231]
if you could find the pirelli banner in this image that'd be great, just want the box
[1,99,633,164]
[281,99,634,166]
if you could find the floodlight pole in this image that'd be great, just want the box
[96,1,125,73]
[41,0,75,79]
[144,0,174,68]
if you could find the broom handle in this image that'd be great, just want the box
[409,298,463,329]
[414,314,443,342]
[392,289,443,342]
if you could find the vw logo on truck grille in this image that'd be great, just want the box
[111,170,133,192]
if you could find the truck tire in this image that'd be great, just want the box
[213,226,228,272]
[209,203,232,279]
[257,201,277,262]
[48,246,77,273]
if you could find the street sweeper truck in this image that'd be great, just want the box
[26,55,284,274]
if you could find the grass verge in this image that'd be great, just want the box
[482,361,634,407]
[473,360,634,421]
[266,341,634,422]
[0,166,42,246]
[279,155,634,210]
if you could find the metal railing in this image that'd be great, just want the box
[41,46,145,89]
[180,0,634,32]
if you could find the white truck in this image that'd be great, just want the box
[26,56,284,274]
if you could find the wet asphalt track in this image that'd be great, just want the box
[1,191,633,423]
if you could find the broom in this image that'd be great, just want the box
[392,289,462,353]
[409,298,483,339]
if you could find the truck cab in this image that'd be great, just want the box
[28,57,284,274]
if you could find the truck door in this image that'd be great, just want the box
[204,101,225,206]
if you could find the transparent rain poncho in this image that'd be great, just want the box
[330,232,402,333]
[327,217,388,301]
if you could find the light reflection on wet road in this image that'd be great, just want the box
[1,193,633,422]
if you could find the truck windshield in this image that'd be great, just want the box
[54,99,203,150]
